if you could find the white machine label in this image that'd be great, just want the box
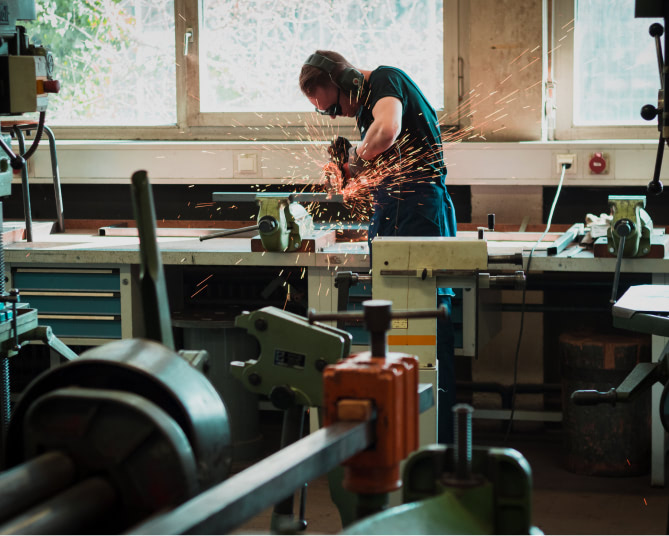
[274,349,306,369]
[391,318,408,329]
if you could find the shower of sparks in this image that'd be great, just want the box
[197,274,214,287]
[190,285,208,298]
[188,33,562,235]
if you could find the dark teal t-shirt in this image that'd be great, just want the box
[356,66,456,241]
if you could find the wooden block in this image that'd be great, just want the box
[593,234,669,259]
[251,230,336,252]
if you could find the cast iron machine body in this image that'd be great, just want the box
[0,0,71,438]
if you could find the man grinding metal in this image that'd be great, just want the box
[299,50,458,443]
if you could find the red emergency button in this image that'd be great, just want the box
[589,152,607,174]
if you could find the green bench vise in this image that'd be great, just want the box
[210,192,342,252]
[230,306,352,408]
[344,405,540,535]
[607,195,653,258]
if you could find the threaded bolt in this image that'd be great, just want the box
[453,403,473,480]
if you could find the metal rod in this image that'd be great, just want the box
[43,126,65,233]
[199,224,259,241]
[653,29,664,90]
[0,477,116,535]
[453,404,473,480]
[130,170,175,350]
[308,306,446,324]
[0,451,75,523]
[610,234,626,304]
[12,127,32,243]
[0,202,9,433]
[212,192,344,204]
[129,420,374,535]
[271,405,308,533]
[487,253,523,265]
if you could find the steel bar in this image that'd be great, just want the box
[487,253,523,265]
[199,224,259,241]
[0,451,75,523]
[546,224,581,256]
[308,306,446,323]
[27,326,78,361]
[12,127,31,243]
[43,126,65,233]
[130,170,175,350]
[212,192,344,204]
[0,477,116,535]
[129,420,374,535]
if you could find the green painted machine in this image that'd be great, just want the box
[343,404,540,535]
[231,306,352,408]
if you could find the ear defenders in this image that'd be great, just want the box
[304,53,365,94]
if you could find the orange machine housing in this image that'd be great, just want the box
[322,351,419,494]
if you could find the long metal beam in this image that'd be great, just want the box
[128,420,374,535]
[212,192,344,204]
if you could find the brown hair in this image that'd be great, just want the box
[299,50,356,96]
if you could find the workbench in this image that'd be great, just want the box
[3,222,668,486]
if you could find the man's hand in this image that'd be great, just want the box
[328,136,352,173]
[347,145,368,178]
[322,162,344,195]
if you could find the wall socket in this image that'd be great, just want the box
[555,153,577,174]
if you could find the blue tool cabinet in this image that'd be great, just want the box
[11,267,124,340]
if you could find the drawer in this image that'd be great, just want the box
[38,315,122,339]
[13,269,120,292]
[22,292,121,315]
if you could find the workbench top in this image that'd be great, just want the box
[3,222,668,274]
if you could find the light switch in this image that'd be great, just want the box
[238,153,258,174]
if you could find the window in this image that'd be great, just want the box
[24,0,176,126]
[20,0,454,140]
[552,0,662,139]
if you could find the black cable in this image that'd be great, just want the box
[504,162,568,442]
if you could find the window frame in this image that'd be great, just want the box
[551,0,661,140]
[45,0,458,141]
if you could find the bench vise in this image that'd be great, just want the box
[211,192,346,252]
[607,195,653,257]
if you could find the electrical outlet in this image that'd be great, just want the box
[555,153,577,174]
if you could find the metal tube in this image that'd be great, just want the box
[487,253,523,265]
[0,202,8,432]
[271,405,307,532]
[129,420,374,535]
[0,452,75,522]
[0,477,116,535]
[199,224,259,241]
[610,234,626,304]
[12,127,31,243]
[43,126,64,233]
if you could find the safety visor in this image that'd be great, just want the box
[315,87,342,117]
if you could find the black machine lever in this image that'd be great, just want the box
[642,21,667,195]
